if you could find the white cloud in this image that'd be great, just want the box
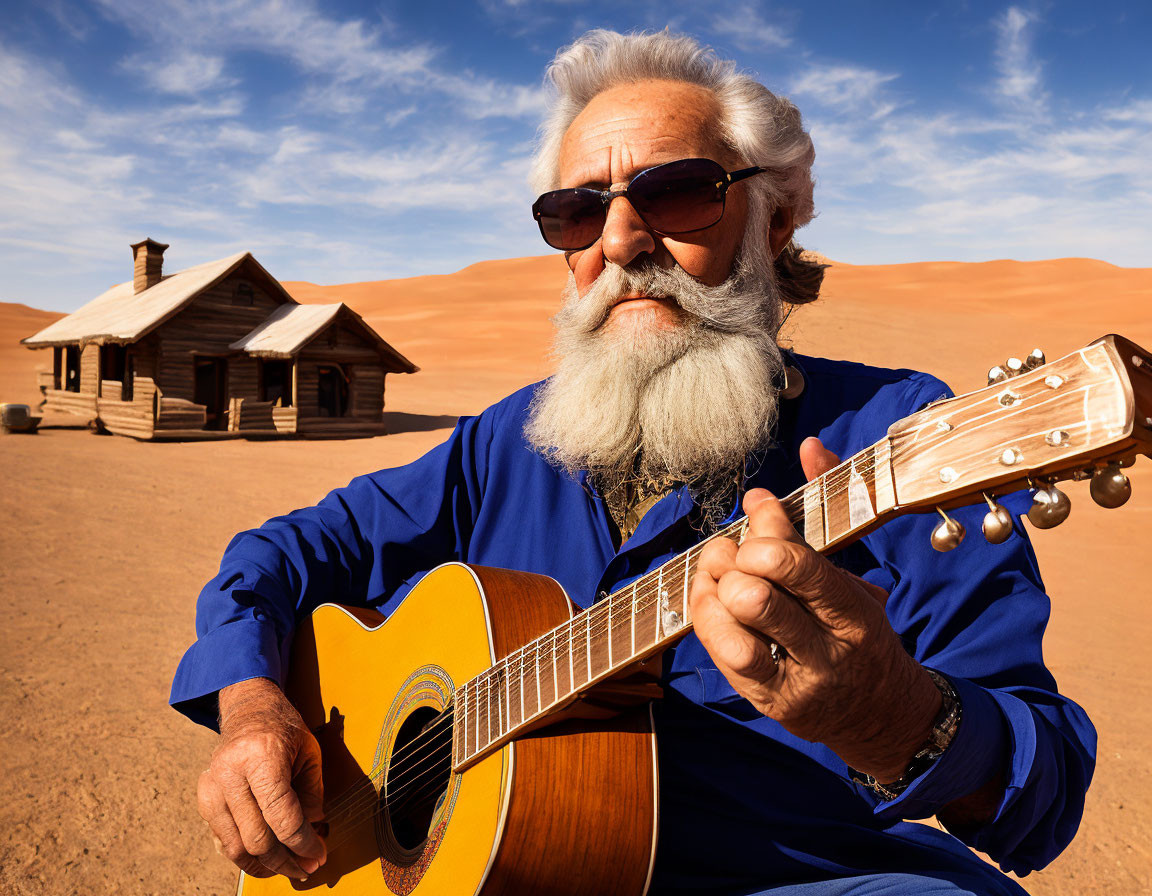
[710,3,792,51]
[789,65,899,119]
[91,0,542,120]
[994,7,1046,110]
[126,51,233,95]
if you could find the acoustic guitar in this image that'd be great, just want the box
[238,334,1151,896]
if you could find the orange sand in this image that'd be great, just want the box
[0,255,1149,894]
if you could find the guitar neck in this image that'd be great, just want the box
[452,334,1152,770]
[451,444,893,769]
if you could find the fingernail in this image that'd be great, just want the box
[212,836,223,855]
[302,858,320,874]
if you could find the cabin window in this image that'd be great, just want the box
[233,281,254,306]
[123,353,135,402]
[317,364,349,417]
[64,346,81,392]
[261,360,293,407]
[101,344,128,382]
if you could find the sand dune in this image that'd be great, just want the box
[1,256,1149,895]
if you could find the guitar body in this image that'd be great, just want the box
[238,563,659,896]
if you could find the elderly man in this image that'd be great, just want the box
[173,30,1094,896]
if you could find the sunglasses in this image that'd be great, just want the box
[532,158,768,252]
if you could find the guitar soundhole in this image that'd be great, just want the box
[379,704,452,861]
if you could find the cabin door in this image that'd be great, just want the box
[194,357,229,430]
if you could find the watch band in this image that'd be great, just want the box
[851,667,962,801]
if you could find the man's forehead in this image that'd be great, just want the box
[557,80,728,185]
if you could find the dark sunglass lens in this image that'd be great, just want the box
[630,159,727,233]
[534,189,605,249]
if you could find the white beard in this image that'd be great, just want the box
[524,246,785,504]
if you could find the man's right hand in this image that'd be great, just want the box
[198,677,327,880]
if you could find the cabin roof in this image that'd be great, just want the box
[21,251,293,347]
[230,303,418,372]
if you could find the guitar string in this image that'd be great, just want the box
[319,483,821,826]
[321,522,748,829]
[316,460,889,833]
[334,464,1006,848]
[318,395,1051,836]
[319,402,1056,843]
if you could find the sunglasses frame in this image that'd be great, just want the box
[532,158,769,251]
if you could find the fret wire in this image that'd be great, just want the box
[462,440,893,750]
[585,607,593,682]
[631,580,638,657]
[606,592,613,668]
[677,548,686,617]
[500,660,508,736]
[519,646,527,720]
[567,614,575,691]
[534,639,542,715]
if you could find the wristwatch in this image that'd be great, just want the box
[851,668,962,801]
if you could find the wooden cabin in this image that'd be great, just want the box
[22,239,417,439]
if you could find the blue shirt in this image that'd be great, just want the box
[171,353,1096,893]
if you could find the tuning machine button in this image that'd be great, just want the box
[1023,348,1046,370]
[981,494,1014,544]
[931,508,966,552]
[1090,463,1132,508]
[988,366,1009,386]
[1005,357,1024,376]
[1027,482,1071,529]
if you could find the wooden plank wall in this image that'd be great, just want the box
[42,389,97,419]
[154,270,281,402]
[296,319,389,425]
[98,389,155,439]
[81,344,100,395]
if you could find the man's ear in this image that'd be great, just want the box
[768,207,795,259]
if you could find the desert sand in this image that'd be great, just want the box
[1,255,1149,895]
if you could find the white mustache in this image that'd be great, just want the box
[555,258,778,339]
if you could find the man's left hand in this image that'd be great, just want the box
[690,437,942,783]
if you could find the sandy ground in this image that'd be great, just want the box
[1,255,1149,895]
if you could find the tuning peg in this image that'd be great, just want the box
[931,508,966,552]
[981,494,1014,544]
[1027,482,1071,529]
[1090,463,1132,508]
[1005,357,1024,377]
[1023,348,1045,370]
[987,365,1009,386]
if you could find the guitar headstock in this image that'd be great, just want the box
[886,334,1152,548]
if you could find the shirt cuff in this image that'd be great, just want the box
[169,617,285,730]
[872,674,1010,821]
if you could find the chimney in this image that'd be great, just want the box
[130,238,169,293]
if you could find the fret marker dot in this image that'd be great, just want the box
[939,467,958,484]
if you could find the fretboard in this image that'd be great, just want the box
[451,437,896,770]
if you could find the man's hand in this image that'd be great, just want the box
[690,437,942,782]
[197,677,327,880]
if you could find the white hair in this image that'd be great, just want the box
[529,29,816,231]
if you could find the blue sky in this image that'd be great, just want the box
[2,0,1149,312]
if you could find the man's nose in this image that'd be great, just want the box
[600,194,657,268]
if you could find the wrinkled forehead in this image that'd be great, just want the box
[557,80,733,188]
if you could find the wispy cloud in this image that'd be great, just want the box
[789,64,899,119]
[91,0,543,119]
[710,3,792,51]
[125,51,234,95]
[994,7,1046,111]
